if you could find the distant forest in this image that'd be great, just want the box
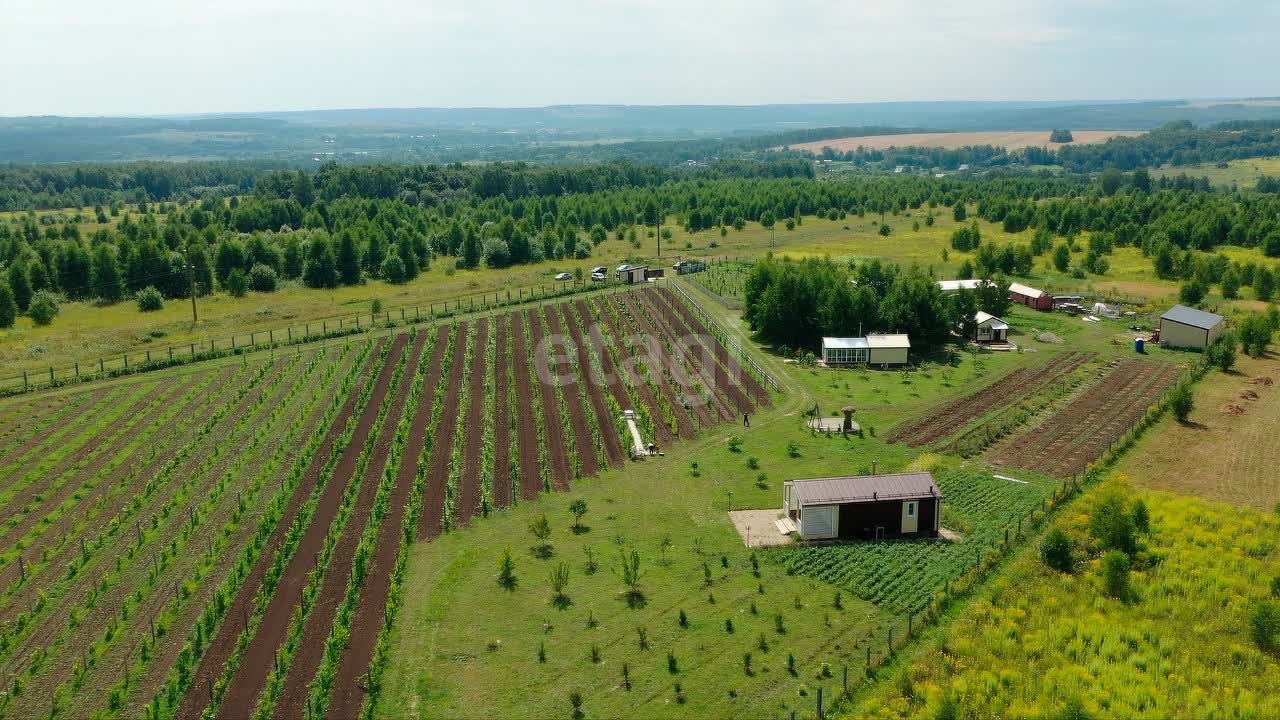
[2,161,1279,333]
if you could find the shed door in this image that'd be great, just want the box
[901,501,919,534]
[803,506,835,539]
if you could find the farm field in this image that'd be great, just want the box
[1115,352,1280,510]
[782,130,1144,154]
[853,485,1280,719]
[988,358,1185,478]
[1151,155,1280,188]
[0,284,771,720]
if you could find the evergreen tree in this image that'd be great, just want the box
[7,263,31,312]
[461,227,482,268]
[396,234,419,281]
[0,281,15,328]
[336,231,362,285]
[59,243,93,300]
[91,243,126,303]
[303,235,339,289]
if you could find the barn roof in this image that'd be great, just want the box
[1162,304,1223,330]
[822,337,868,350]
[1008,282,1045,299]
[937,279,993,292]
[975,311,1008,330]
[788,472,940,505]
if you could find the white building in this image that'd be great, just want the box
[821,334,911,366]
[973,311,1009,343]
[1159,305,1225,350]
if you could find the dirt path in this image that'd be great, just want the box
[272,334,422,720]
[526,308,572,491]
[510,313,543,501]
[558,304,625,469]
[213,336,406,719]
[491,316,515,508]
[456,319,489,526]
[543,305,600,478]
[175,342,384,720]
[418,322,468,540]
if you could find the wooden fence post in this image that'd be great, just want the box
[816,687,824,720]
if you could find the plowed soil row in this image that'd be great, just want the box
[326,330,445,719]
[573,299,644,447]
[989,360,1182,478]
[176,342,384,720]
[273,334,423,720]
[613,294,708,435]
[510,314,542,501]
[543,306,600,478]
[214,337,406,719]
[42,351,348,718]
[889,351,1095,447]
[456,319,490,526]
[558,304,625,469]
[527,309,572,491]
[655,286,772,405]
[635,290,754,419]
[491,317,515,507]
[419,322,467,540]
[590,297,676,445]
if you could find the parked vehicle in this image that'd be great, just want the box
[590,272,607,282]
[591,266,608,275]
[554,272,573,281]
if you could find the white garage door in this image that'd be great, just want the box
[802,506,835,539]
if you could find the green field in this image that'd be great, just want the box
[1152,156,1280,189]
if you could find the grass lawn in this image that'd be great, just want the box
[1114,351,1280,511]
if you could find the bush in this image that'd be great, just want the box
[1208,332,1238,372]
[1169,384,1194,422]
[1040,527,1075,572]
[380,254,407,283]
[28,292,59,326]
[1248,600,1278,651]
[226,268,249,298]
[136,286,164,312]
[248,264,278,292]
[1101,551,1130,599]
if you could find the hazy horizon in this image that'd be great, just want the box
[3,0,1277,117]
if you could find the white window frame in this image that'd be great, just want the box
[906,501,917,518]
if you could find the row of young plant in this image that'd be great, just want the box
[943,371,1093,457]
[0,359,278,671]
[652,288,750,417]
[302,329,436,718]
[1,370,224,581]
[248,338,411,720]
[479,323,498,517]
[666,281,779,395]
[359,327,454,716]
[541,305,584,479]
[443,324,476,531]
[553,303,605,467]
[0,386,114,471]
[520,312,553,493]
[566,301,631,459]
[87,346,356,718]
[502,319,521,504]
[0,378,206,577]
[1,354,307,717]
[156,338,377,720]
[0,381,154,512]
[588,297,657,447]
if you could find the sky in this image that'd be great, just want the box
[1,0,1277,116]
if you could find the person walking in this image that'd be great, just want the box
[743,412,750,428]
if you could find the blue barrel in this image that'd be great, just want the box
[1134,338,1145,353]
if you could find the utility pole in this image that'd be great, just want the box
[185,255,199,324]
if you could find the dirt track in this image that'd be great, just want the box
[456,319,490,525]
[510,314,543,501]
[491,317,515,507]
[543,304,600,478]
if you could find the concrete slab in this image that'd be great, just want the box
[728,509,794,548]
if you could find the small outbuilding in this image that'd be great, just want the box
[821,334,911,367]
[783,472,942,541]
[1159,305,1225,350]
[1008,282,1053,311]
[617,265,650,284]
[973,311,1009,343]
[937,279,994,293]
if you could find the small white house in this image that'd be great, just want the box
[822,335,910,367]
[974,311,1009,343]
[1159,305,1225,350]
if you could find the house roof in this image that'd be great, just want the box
[937,279,993,292]
[975,312,1008,330]
[788,472,941,505]
[1162,304,1224,330]
[867,334,911,349]
[1008,282,1045,299]
[822,337,868,350]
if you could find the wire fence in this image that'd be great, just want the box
[0,276,624,398]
